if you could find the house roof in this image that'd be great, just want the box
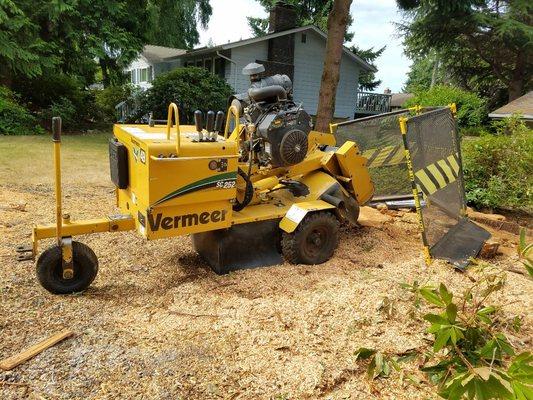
[165,25,376,73]
[142,45,186,62]
[489,91,533,120]
[390,93,414,108]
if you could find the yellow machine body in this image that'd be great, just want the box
[112,124,239,240]
[108,122,374,240]
[25,102,374,285]
[30,121,374,245]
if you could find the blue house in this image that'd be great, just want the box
[126,4,376,118]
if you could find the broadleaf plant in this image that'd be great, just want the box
[401,272,533,399]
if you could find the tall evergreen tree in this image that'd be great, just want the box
[397,0,532,101]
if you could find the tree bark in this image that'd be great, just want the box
[315,0,353,132]
[99,58,110,88]
[0,62,13,88]
[508,52,526,101]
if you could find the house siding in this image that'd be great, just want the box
[127,56,154,90]
[225,42,269,94]
[293,30,359,118]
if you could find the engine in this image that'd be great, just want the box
[234,63,312,168]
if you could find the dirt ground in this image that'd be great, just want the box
[1,135,532,399]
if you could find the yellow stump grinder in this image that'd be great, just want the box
[17,63,374,294]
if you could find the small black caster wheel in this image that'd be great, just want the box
[281,211,340,264]
[36,241,98,294]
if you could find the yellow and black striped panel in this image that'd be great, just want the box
[362,145,405,168]
[414,153,460,196]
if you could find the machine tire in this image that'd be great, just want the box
[36,241,98,294]
[233,168,253,212]
[281,211,339,265]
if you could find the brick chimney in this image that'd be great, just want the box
[269,1,297,33]
[256,2,297,80]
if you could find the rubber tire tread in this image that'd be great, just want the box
[281,211,339,265]
[36,241,98,294]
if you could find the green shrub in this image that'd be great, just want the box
[0,86,43,135]
[459,126,490,137]
[491,113,530,136]
[137,67,233,124]
[405,85,487,128]
[462,132,533,211]
[41,97,77,129]
[13,73,86,110]
[94,85,133,122]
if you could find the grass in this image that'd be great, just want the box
[0,132,112,187]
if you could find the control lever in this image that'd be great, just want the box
[206,110,215,141]
[215,111,224,140]
[194,110,204,141]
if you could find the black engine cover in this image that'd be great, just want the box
[257,106,311,167]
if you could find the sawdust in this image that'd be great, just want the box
[1,178,532,400]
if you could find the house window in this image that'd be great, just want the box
[140,68,148,82]
[147,66,153,82]
[196,59,203,67]
[301,33,307,43]
[185,60,194,67]
[130,70,136,84]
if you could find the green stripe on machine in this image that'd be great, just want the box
[151,172,237,207]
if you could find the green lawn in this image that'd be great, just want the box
[0,132,112,187]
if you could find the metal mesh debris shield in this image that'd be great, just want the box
[332,110,412,199]
[400,107,490,268]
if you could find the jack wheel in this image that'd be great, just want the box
[281,211,339,265]
[36,241,98,294]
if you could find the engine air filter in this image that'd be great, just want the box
[280,129,308,166]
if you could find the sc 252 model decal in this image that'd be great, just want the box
[150,172,237,207]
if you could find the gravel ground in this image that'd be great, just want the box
[1,176,532,399]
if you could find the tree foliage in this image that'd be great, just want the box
[397,0,533,102]
[151,0,212,49]
[248,0,354,41]
[405,85,487,128]
[137,67,233,124]
[350,45,385,91]
[0,0,213,88]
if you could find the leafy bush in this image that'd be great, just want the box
[405,85,487,128]
[0,86,43,135]
[137,67,233,124]
[462,132,533,211]
[12,73,86,111]
[401,269,533,400]
[459,126,490,137]
[41,97,77,129]
[491,113,531,136]
[94,85,133,122]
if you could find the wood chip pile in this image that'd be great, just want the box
[1,179,531,399]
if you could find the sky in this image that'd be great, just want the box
[198,0,411,93]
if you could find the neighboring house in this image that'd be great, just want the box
[125,4,376,118]
[489,91,533,127]
[389,91,415,111]
[127,45,185,90]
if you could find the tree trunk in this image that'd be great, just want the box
[430,52,439,88]
[0,63,13,88]
[507,52,525,101]
[99,58,110,88]
[315,0,353,132]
